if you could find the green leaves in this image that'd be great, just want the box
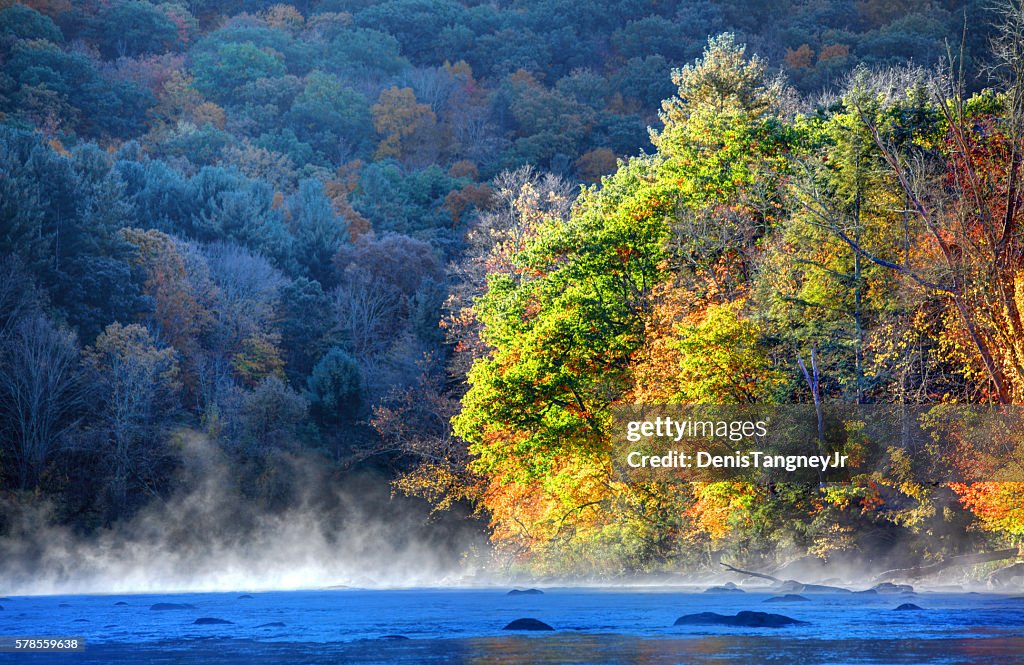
[193,42,287,102]
[455,156,670,482]
[454,35,802,565]
[674,301,783,403]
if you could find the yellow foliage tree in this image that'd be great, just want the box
[371,87,437,160]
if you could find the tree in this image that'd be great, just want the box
[306,347,362,424]
[784,44,815,70]
[203,241,286,350]
[231,332,286,388]
[350,161,464,243]
[0,130,146,338]
[444,166,575,379]
[289,179,348,287]
[950,481,1024,544]
[375,361,481,513]
[333,233,443,299]
[765,76,915,404]
[575,147,618,183]
[192,41,287,102]
[452,156,672,564]
[221,140,298,194]
[261,3,304,34]
[195,178,295,272]
[121,228,214,379]
[2,40,153,137]
[656,33,784,126]
[0,315,85,489]
[811,38,1024,403]
[330,268,402,360]
[371,87,438,161]
[611,16,697,65]
[652,33,794,303]
[287,71,373,161]
[232,376,308,455]
[324,27,407,77]
[502,71,591,168]
[276,277,333,381]
[0,3,62,43]
[324,161,372,241]
[0,255,45,341]
[92,0,182,59]
[84,323,180,517]
[353,0,465,65]
[674,300,782,403]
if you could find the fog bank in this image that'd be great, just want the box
[0,437,487,595]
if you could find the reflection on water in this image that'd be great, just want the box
[13,634,1024,665]
[460,635,1024,665]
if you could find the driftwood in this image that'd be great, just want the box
[720,562,782,584]
[872,549,1019,584]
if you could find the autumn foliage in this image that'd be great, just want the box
[444,35,1024,573]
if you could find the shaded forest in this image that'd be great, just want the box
[0,0,1021,579]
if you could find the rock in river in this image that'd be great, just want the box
[193,617,234,625]
[150,603,196,611]
[764,594,810,603]
[774,580,850,594]
[503,618,554,631]
[872,583,914,594]
[674,611,806,627]
[507,589,544,596]
[704,585,744,594]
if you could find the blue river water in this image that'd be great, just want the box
[0,587,1022,663]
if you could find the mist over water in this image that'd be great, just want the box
[0,435,1010,597]
[0,436,487,596]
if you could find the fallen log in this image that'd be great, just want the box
[720,562,782,584]
[872,549,1019,584]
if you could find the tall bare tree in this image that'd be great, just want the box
[0,315,86,489]
[84,323,180,515]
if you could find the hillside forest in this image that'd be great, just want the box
[1,0,1023,577]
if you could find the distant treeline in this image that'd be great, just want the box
[0,0,993,185]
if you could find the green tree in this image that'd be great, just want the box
[276,277,333,382]
[289,179,348,287]
[287,71,373,160]
[234,376,309,455]
[353,0,465,65]
[652,33,795,302]
[92,0,181,59]
[0,4,62,43]
[306,347,362,424]
[192,41,287,102]
[674,301,782,403]
[452,156,672,563]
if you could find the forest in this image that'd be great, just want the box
[0,0,1022,579]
